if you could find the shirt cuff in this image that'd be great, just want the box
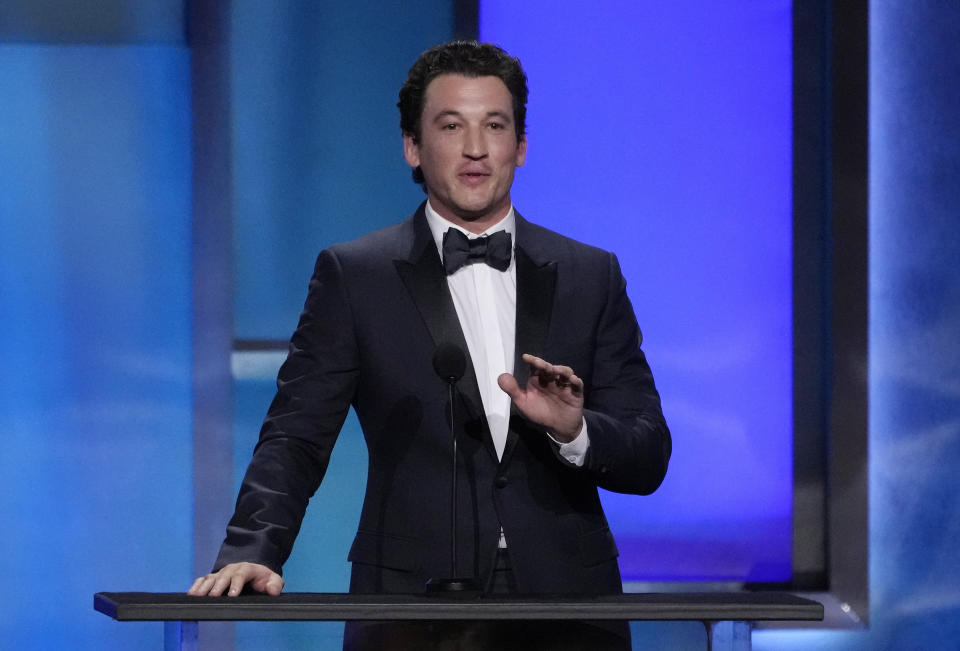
[547,418,590,467]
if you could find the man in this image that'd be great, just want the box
[190,40,671,647]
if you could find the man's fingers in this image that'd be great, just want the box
[545,364,576,385]
[563,372,584,393]
[189,575,209,596]
[551,364,575,380]
[227,570,248,597]
[521,354,581,393]
[189,574,217,596]
[208,571,234,597]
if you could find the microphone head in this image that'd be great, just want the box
[433,343,466,383]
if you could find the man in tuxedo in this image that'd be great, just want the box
[189,40,670,646]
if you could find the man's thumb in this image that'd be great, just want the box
[264,574,284,595]
[498,373,521,400]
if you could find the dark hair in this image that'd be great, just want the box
[398,40,528,186]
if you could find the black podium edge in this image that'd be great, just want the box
[94,592,824,623]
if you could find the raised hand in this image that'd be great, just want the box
[498,353,584,442]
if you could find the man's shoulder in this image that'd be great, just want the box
[326,207,423,264]
[332,220,411,256]
[516,213,614,265]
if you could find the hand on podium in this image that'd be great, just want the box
[187,562,284,597]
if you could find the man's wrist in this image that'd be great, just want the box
[551,417,583,443]
[548,417,590,467]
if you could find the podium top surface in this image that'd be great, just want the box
[94,592,824,623]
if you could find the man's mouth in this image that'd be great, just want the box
[459,170,490,185]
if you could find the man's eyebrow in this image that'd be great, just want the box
[432,109,463,122]
[485,110,513,122]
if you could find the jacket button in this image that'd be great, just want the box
[495,475,509,488]
[599,465,609,475]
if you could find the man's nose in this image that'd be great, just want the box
[462,127,487,159]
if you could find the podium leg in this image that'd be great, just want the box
[164,620,198,651]
[705,620,751,651]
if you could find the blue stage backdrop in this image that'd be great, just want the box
[755,2,960,648]
[481,0,794,582]
[0,44,193,649]
[231,3,444,339]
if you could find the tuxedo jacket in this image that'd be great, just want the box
[215,203,671,595]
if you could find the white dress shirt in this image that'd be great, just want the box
[423,200,590,465]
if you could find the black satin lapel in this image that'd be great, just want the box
[394,248,493,457]
[394,246,465,353]
[513,245,557,384]
[502,246,557,468]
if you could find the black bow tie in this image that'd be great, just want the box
[441,228,512,275]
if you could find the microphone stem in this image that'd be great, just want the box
[448,380,458,578]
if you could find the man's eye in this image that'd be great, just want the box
[489,122,504,130]
[443,123,459,130]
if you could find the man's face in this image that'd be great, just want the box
[404,74,527,233]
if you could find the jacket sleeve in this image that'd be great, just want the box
[214,248,360,573]
[577,252,672,495]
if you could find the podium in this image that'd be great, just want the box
[94,592,823,650]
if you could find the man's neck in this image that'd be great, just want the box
[426,199,512,235]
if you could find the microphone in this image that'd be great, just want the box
[426,343,479,595]
[433,342,466,384]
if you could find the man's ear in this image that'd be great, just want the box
[403,133,420,168]
[515,135,527,167]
